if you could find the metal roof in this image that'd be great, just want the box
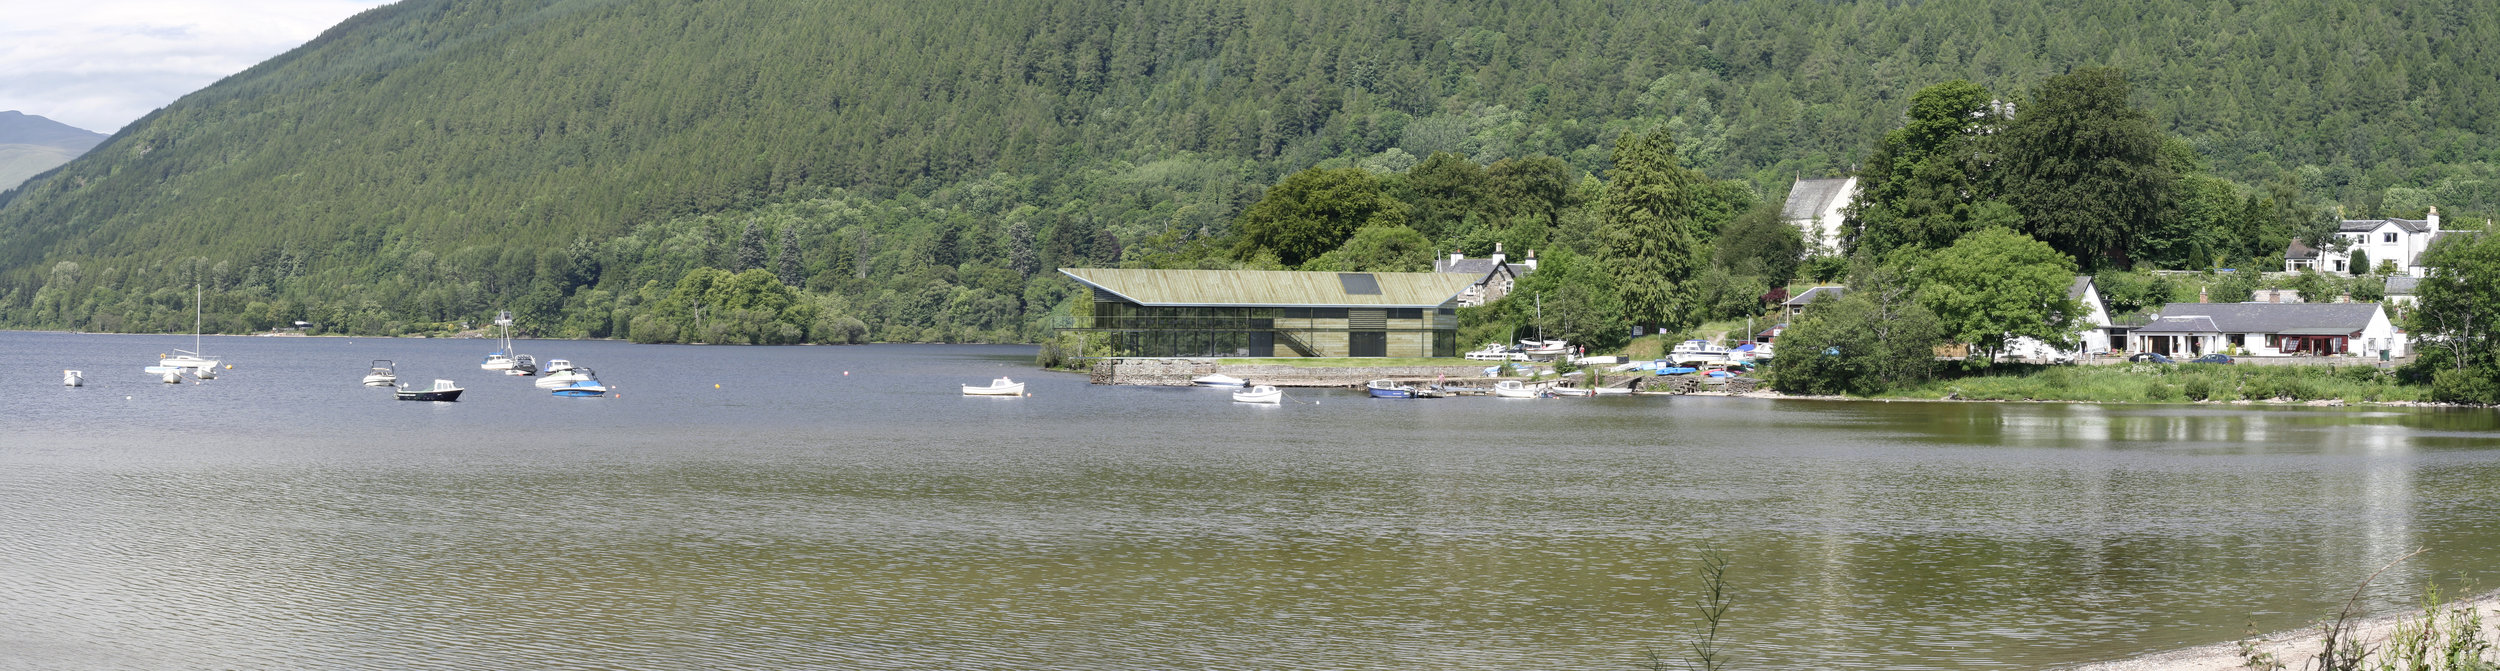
[1061,268,1479,307]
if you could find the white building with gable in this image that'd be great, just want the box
[1780,177,1857,256]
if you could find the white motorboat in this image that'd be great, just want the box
[63,370,84,387]
[1493,380,1546,398]
[161,369,183,384]
[540,359,577,375]
[1546,385,1594,397]
[535,364,593,389]
[1520,339,1570,356]
[1192,373,1247,388]
[1593,385,1633,395]
[1231,385,1283,403]
[962,377,1025,396]
[362,360,399,387]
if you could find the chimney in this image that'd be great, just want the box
[2428,206,2441,233]
[1491,242,1506,265]
[1450,249,1463,264]
[1524,248,1538,271]
[2199,287,2209,303]
[2337,292,2351,304]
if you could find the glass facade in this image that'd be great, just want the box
[1070,300,1460,358]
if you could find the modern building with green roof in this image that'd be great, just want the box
[1058,268,1478,357]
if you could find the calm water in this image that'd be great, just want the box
[4,331,2498,669]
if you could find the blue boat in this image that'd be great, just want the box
[551,372,607,397]
[1365,379,1414,399]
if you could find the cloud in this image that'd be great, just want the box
[0,0,394,134]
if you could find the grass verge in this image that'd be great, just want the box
[1878,362,2428,404]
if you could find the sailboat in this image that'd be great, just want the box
[145,284,221,378]
[480,311,520,371]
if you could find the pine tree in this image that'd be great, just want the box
[775,224,803,286]
[1007,220,1037,277]
[1598,129,1710,334]
[736,221,767,272]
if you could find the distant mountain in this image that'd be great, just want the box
[0,111,107,191]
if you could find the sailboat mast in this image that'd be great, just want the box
[194,283,203,355]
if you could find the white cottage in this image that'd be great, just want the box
[2007,276,2115,362]
[2284,207,2457,277]
[1780,177,1857,256]
[2127,302,2403,359]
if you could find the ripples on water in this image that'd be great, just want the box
[3,332,2498,669]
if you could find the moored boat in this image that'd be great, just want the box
[1492,380,1543,398]
[962,377,1025,396]
[1365,379,1414,399]
[1231,385,1283,404]
[535,363,592,389]
[396,379,464,402]
[506,354,539,376]
[362,360,399,387]
[1192,373,1247,388]
[63,370,84,387]
[550,373,608,397]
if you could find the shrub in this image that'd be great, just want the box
[2183,375,2214,401]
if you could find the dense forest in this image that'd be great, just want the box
[1,0,2496,348]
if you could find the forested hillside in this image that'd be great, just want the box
[1,0,2494,341]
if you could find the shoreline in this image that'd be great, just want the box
[2061,589,2500,671]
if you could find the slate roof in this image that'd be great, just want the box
[2385,276,2421,295]
[1780,178,1855,221]
[1783,286,1846,306]
[2285,239,2321,260]
[2340,218,2434,234]
[2068,276,2095,302]
[1060,268,1478,307]
[1434,258,1503,275]
[2133,302,2381,335]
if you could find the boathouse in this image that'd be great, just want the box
[1057,268,1478,358]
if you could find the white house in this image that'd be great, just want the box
[1780,177,1857,256]
[2284,207,2455,277]
[1433,244,1537,307]
[2127,302,2403,359]
[2008,276,2115,361]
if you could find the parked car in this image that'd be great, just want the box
[2190,354,2234,364]
[2127,352,2175,364]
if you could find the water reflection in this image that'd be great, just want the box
[2,333,2497,669]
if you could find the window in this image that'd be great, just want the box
[1337,273,1382,295]
[2384,232,2399,243]
[1386,308,1421,320]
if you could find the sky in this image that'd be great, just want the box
[0,0,395,135]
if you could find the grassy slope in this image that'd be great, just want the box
[1879,362,2426,404]
[0,144,77,192]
